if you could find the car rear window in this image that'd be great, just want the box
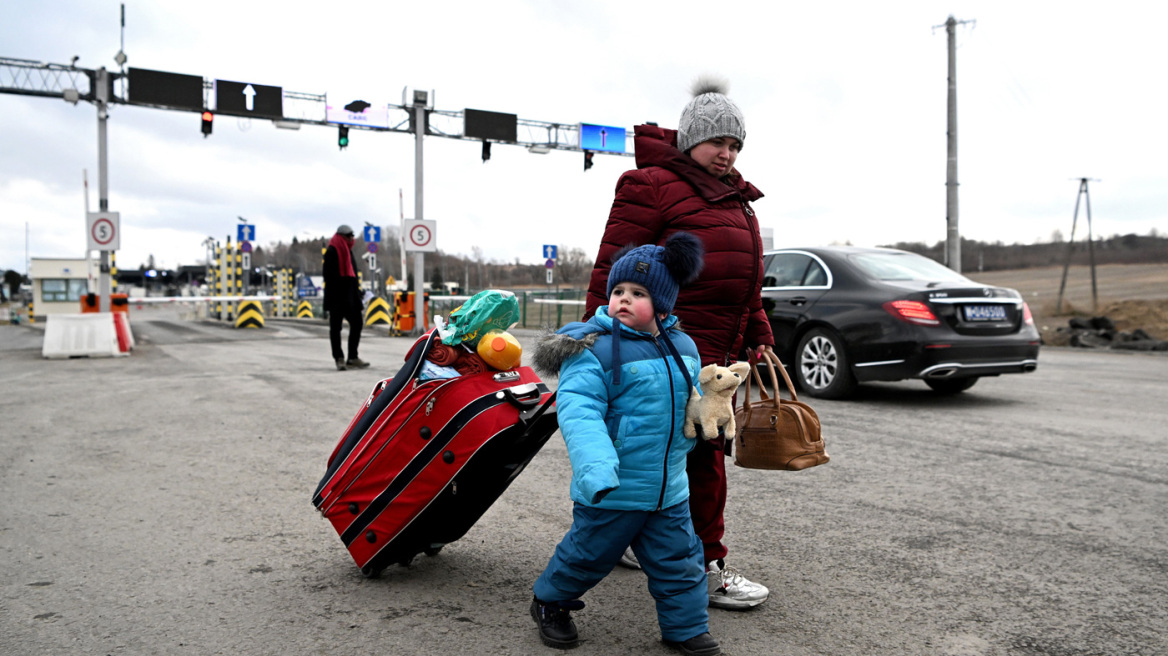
[850,252,970,283]
[764,252,826,287]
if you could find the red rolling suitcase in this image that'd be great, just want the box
[313,330,558,577]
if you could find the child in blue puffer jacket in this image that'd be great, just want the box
[529,232,721,656]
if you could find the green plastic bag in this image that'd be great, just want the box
[441,289,520,347]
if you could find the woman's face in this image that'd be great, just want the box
[688,136,741,178]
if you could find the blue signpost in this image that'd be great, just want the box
[237,224,255,242]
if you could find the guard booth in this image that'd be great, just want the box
[29,257,99,321]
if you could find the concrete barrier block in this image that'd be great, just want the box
[42,313,128,359]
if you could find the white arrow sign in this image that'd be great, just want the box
[243,84,256,111]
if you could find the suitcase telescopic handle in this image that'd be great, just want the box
[500,383,542,409]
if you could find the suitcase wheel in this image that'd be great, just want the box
[424,544,444,557]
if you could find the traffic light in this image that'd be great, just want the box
[201,111,213,137]
[584,150,594,171]
[338,126,349,150]
[481,140,491,162]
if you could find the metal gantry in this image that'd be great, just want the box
[2,55,634,329]
[0,56,634,153]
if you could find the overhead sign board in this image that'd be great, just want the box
[327,103,391,129]
[404,219,437,253]
[464,108,517,143]
[579,123,627,153]
[87,211,121,252]
[127,68,205,112]
[214,79,283,119]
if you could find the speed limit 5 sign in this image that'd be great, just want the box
[403,219,437,253]
[87,211,121,252]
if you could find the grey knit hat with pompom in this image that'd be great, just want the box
[676,75,746,154]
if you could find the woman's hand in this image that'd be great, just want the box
[754,344,773,358]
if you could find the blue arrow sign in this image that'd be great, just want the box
[543,244,558,260]
[237,224,255,242]
[580,123,627,153]
[364,225,381,243]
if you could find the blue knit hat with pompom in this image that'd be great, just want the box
[606,232,704,315]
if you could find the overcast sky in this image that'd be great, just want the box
[3,0,1166,275]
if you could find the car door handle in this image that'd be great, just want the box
[788,296,808,306]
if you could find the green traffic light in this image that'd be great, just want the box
[338,126,350,149]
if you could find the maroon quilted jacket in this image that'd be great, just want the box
[584,124,774,366]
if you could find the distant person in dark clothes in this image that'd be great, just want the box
[323,224,370,371]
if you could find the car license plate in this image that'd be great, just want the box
[963,304,1008,322]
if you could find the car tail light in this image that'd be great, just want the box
[883,300,940,326]
[1022,301,1034,325]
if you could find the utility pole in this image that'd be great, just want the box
[1056,178,1099,314]
[96,67,113,313]
[412,90,428,336]
[939,15,974,273]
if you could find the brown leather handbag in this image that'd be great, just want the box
[732,349,830,471]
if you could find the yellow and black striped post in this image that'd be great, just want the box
[296,300,314,318]
[234,300,265,329]
[110,252,118,293]
[365,296,391,328]
[28,298,34,324]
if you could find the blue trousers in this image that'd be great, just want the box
[533,500,709,642]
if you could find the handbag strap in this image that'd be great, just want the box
[741,348,800,417]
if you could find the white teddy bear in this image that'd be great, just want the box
[684,362,751,440]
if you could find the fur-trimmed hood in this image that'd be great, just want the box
[531,327,601,379]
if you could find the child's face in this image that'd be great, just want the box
[688,136,741,178]
[609,282,660,334]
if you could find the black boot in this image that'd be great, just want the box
[664,631,721,656]
[530,596,584,649]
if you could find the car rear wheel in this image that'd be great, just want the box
[795,328,857,399]
[924,377,979,394]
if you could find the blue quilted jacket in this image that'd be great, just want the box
[533,307,701,511]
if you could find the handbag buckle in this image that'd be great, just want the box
[770,414,778,426]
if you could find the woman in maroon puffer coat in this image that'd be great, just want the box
[584,78,774,611]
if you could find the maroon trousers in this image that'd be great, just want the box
[686,434,729,565]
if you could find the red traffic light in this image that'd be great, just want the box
[201,111,213,137]
[583,150,594,171]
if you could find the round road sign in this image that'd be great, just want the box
[367,242,379,253]
[409,224,433,249]
[91,217,117,247]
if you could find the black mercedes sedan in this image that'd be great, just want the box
[762,246,1041,399]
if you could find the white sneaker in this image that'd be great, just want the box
[618,546,642,570]
[707,559,769,610]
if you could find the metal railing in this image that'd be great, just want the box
[421,289,589,331]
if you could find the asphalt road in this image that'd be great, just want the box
[1,309,1165,656]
